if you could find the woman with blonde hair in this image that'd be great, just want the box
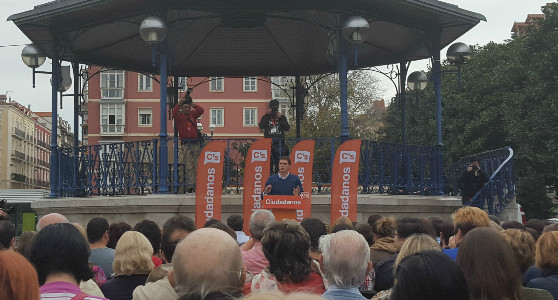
[527,231,558,299]
[373,234,440,300]
[101,231,154,300]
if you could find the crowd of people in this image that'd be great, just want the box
[1,207,557,300]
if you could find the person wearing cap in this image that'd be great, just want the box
[259,99,290,174]
[172,90,204,193]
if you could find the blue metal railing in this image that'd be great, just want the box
[56,138,442,197]
[450,147,515,215]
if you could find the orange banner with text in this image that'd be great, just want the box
[290,140,315,221]
[242,138,272,234]
[330,139,361,224]
[195,141,227,228]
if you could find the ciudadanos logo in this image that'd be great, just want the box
[340,151,356,163]
[294,151,311,163]
[204,152,221,165]
[251,150,268,162]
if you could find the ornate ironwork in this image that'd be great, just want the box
[55,137,443,197]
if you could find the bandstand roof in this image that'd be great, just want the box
[8,0,485,77]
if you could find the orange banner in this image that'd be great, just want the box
[195,141,227,228]
[330,139,361,224]
[242,138,272,234]
[290,140,315,221]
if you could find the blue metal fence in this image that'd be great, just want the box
[56,138,442,197]
[447,147,515,215]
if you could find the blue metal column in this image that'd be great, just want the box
[72,62,80,192]
[399,61,411,190]
[338,28,350,140]
[49,42,59,198]
[432,33,444,195]
[158,41,169,193]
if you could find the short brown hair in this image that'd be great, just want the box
[452,206,490,237]
[373,217,396,238]
[279,156,291,165]
[500,229,535,274]
[535,231,558,270]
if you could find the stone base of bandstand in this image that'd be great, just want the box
[31,194,521,226]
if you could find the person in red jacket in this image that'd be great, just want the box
[172,91,204,193]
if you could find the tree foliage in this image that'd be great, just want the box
[286,70,383,139]
[380,7,558,216]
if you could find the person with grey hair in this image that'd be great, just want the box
[172,228,244,300]
[319,230,372,300]
[242,209,275,275]
[36,212,69,231]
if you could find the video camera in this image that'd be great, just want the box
[0,199,16,215]
[184,87,193,105]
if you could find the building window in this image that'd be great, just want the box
[138,108,152,127]
[210,108,224,127]
[101,70,124,99]
[178,77,187,91]
[243,77,257,92]
[100,103,125,133]
[243,108,257,126]
[138,74,152,91]
[209,77,224,92]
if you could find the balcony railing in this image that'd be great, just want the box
[13,150,26,160]
[12,128,26,139]
[54,138,442,197]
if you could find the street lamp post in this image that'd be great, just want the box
[140,16,170,194]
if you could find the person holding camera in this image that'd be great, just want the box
[259,99,290,174]
[458,158,488,206]
[172,89,204,193]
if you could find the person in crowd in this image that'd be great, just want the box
[488,214,501,225]
[87,217,116,278]
[101,231,154,300]
[527,231,558,299]
[0,250,41,300]
[243,290,327,300]
[502,220,526,231]
[173,228,244,300]
[36,212,69,231]
[242,209,276,276]
[15,230,35,257]
[442,206,490,261]
[458,158,488,206]
[390,250,469,300]
[374,217,435,292]
[367,214,382,228]
[319,230,372,300]
[251,220,325,294]
[500,229,554,300]
[354,223,375,293]
[300,218,328,261]
[203,218,220,228]
[355,223,374,247]
[439,221,454,249]
[73,223,107,297]
[263,157,302,196]
[369,217,396,266]
[259,99,290,174]
[134,219,163,268]
[227,214,250,246]
[172,89,204,193]
[0,220,15,250]
[329,216,354,234]
[208,221,237,240]
[457,227,522,300]
[489,220,504,231]
[107,222,132,249]
[133,215,197,300]
[428,216,444,244]
[373,234,441,300]
[29,223,108,300]
[543,223,558,233]
[525,219,552,237]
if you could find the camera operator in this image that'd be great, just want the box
[172,88,204,193]
[259,99,290,174]
[458,158,488,206]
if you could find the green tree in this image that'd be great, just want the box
[380,6,558,216]
[287,70,383,139]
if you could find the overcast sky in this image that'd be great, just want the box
[0,0,552,129]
